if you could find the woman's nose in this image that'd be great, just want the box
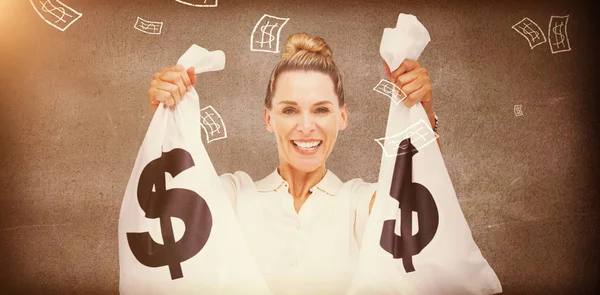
[296,114,315,132]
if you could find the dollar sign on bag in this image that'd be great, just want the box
[380,137,439,272]
[127,148,212,280]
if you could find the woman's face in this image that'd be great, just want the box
[264,70,348,173]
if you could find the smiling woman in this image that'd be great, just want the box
[146,32,436,295]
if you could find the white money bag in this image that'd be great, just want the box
[118,44,272,295]
[348,14,502,295]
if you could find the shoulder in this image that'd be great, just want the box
[219,171,255,191]
[218,171,257,206]
[219,170,253,182]
[339,177,377,212]
[341,177,378,195]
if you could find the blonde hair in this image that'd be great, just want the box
[264,33,345,109]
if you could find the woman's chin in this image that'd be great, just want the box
[289,157,325,173]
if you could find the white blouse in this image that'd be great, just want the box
[219,169,377,295]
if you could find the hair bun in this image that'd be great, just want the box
[283,33,333,60]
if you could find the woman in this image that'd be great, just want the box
[147,33,436,295]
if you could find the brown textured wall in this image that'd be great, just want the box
[0,0,598,294]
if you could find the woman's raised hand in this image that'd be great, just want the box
[384,59,434,118]
[148,65,197,115]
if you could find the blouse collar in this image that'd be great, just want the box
[256,167,343,196]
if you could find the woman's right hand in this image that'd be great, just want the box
[148,65,197,115]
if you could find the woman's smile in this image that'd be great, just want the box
[291,139,323,155]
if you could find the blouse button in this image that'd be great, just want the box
[295,221,301,229]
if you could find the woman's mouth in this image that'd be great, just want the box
[291,140,322,154]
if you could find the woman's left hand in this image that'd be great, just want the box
[384,59,434,118]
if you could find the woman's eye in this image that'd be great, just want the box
[315,107,330,114]
[282,108,296,114]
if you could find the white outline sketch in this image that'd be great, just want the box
[514,105,523,116]
[134,17,163,35]
[200,106,227,143]
[175,0,218,7]
[375,119,439,158]
[250,14,290,53]
[548,15,571,54]
[29,0,82,32]
[512,17,547,49]
[373,79,407,105]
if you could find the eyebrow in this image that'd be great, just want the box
[278,100,334,106]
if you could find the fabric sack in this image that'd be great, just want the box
[118,44,272,295]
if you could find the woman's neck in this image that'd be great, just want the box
[277,164,327,201]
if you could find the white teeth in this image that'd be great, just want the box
[293,140,321,150]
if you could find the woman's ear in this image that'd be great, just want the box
[339,104,348,131]
[264,107,274,133]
